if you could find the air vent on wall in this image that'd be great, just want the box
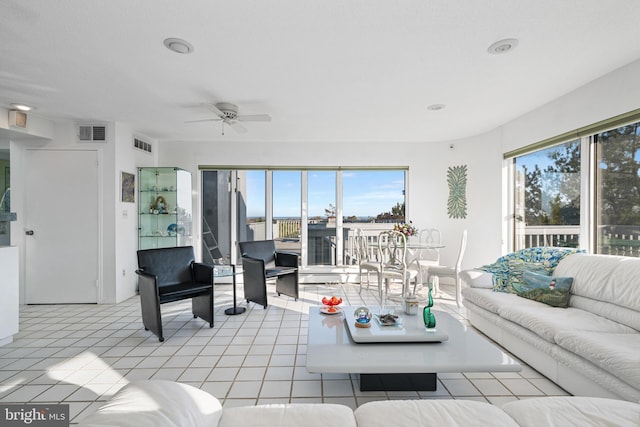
[133,137,152,153]
[78,125,107,142]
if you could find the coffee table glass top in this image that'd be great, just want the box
[306,306,521,374]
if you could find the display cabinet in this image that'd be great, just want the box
[138,167,192,250]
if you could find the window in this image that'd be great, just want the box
[307,171,337,265]
[595,123,640,256]
[509,112,640,257]
[513,140,581,249]
[201,168,406,267]
[273,171,301,255]
[240,170,266,243]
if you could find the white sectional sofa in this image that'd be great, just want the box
[461,252,640,402]
[78,380,640,427]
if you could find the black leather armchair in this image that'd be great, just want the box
[238,240,299,308]
[136,246,214,342]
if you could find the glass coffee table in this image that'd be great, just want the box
[306,306,521,391]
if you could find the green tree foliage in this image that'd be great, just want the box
[523,122,640,229]
[522,140,580,226]
[376,202,405,221]
[598,124,640,226]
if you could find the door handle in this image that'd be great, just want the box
[25,230,34,235]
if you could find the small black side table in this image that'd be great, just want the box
[215,265,246,315]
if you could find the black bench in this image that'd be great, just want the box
[136,246,214,342]
[238,240,299,308]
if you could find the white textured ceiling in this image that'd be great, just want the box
[2,0,640,143]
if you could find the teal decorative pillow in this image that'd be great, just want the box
[491,260,551,293]
[512,270,573,308]
[478,247,584,293]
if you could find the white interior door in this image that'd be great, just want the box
[25,149,99,304]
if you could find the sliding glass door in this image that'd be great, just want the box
[273,171,302,255]
[202,168,407,267]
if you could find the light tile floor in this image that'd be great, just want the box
[0,281,569,424]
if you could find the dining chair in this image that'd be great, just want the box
[425,229,467,307]
[409,228,442,294]
[355,229,382,292]
[377,230,417,306]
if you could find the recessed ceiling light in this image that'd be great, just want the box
[487,38,519,54]
[163,38,194,54]
[427,104,446,111]
[10,103,33,111]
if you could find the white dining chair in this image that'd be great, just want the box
[376,230,417,306]
[409,228,442,294]
[355,229,382,292]
[425,229,467,307]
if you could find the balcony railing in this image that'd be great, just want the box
[257,220,640,263]
[519,225,640,257]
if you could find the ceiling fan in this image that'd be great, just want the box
[186,102,271,135]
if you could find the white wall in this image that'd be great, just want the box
[158,137,501,272]
[113,124,156,302]
[157,59,640,274]
[6,58,640,303]
[501,59,640,153]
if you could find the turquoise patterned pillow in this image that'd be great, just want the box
[492,260,551,293]
[513,270,573,308]
[478,247,584,293]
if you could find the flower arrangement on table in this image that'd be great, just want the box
[394,221,418,237]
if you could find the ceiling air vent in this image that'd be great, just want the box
[133,137,152,153]
[78,125,107,142]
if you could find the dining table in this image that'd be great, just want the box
[404,241,446,289]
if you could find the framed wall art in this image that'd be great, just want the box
[121,171,135,203]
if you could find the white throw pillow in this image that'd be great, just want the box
[460,269,494,288]
[77,380,223,427]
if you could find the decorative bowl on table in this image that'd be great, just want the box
[321,296,343,314]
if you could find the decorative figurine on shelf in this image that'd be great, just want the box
[151,196,168,214]
[423,287,436,329]
[354,306,372,328]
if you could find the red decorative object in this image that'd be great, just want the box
[321,296,343,312]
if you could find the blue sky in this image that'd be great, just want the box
[246,170,405,218]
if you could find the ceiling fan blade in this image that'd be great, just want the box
[203,103,225,118]
[237,114,272,122]
[228,120,248,134]
[185,118,221,123]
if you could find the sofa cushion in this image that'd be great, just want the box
[218,403,356,427]
[569,294,640,332]
[497,304,636,343]
[354,399,520,427]
[512,270,573,308]
[554,253,640,313]
[77,380,223,427]
[554,331,640,390]
[502,396,640,427]
[462,287,536,316]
